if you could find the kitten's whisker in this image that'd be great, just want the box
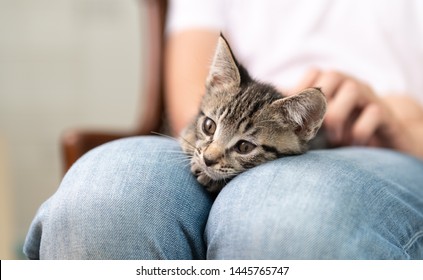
[184,162,193,169]
[159,155,191,161]
[159,157,192,165]
[150,131,178,141]
[151,130,196,151]
[164,150,190,155]
[179,135,196,150]
[168,153,192,158]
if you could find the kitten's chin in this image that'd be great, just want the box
[203,167,226,181]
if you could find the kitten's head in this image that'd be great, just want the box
[181,35,326,192]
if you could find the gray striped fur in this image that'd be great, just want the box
[180,35,326,193]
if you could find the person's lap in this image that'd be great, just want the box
[24,136,423,259]
[24,136,213,259]
[207,147,423,259]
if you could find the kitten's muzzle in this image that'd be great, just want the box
[203,142,223,167]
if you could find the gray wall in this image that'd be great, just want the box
[0,0,145,258]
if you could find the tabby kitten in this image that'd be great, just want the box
[180,35,327,193]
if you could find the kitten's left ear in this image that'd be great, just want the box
[206,35,241,89]
[271,88,327,141]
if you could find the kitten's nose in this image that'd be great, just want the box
[203,143,222,167]
[203,156,217,167]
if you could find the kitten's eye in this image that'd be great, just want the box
[202,117,216,136]
[235,140,256,154]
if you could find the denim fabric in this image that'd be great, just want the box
[24,136,423,259]
[206,148,423,259]
[24,137,213,259]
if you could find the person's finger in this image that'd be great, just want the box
[351,103,382,146]
[324,80,362,143]
[314,70,346,100]
[289,68,320,95]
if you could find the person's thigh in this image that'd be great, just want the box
[206,147,423,259]
[24,136,213,259]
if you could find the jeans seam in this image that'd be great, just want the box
[403,230,423,253]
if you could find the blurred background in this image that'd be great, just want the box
[0,0,146,259]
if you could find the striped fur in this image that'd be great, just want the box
[180,35,326,193]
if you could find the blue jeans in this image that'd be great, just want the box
[24,136,423,259]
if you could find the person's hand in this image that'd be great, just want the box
[291,68,411,150]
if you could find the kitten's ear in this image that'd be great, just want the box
[206,35,241,89]
[271,88,327,141]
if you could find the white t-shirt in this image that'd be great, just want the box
[167,0,423,104]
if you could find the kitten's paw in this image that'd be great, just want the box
[197,173,212,186]
[190,163,226,193]
[190,162,211,185]
[205,180,226,193]
[197,173,226,193]
[190,162,203,177]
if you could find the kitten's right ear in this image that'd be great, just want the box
[206,35,241,90]
[271,88,327,142]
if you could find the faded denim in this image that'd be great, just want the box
[24,136,423,259]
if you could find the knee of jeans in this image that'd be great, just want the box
[61,136,213,216]
[206,151,392,259]
[64,136,191,192]
[41,136,213,259]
